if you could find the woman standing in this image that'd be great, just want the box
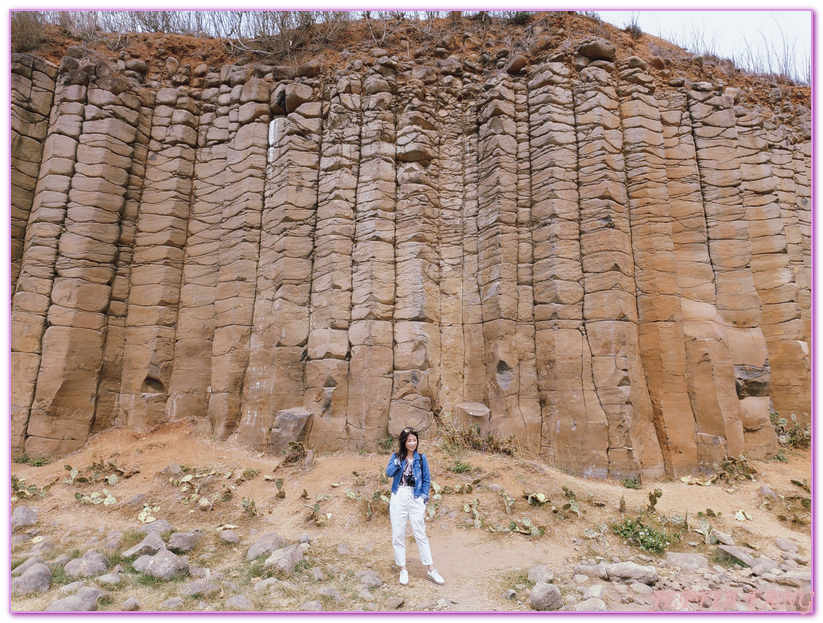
[386,427,445,586]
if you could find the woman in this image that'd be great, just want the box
[386,427,445,586]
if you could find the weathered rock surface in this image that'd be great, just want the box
[531,582,563,611]
[45,586,107,611]
[8,43,810,476]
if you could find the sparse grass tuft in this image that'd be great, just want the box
[13,454,52,467]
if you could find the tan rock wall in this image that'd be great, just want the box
[10,51,811,477]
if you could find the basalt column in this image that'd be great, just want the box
[11,55,57,292]
[736,110,803,450]
[164,84,226,424]
[475,75,523,442]
[512,76,542,456]
[617,59,700,477]
[238,81,320,451]
[346,68,397,446]
[528,62,607,474]
[119,88,199,428]
[436,70,466,416]
[793,141,811,357]
[661,92,743,467]
[460,79,485,405]
[11,79,83,455]
[389,69,442,437]
[687,86,769,457]
[207,76,269,439]
[27,76,141,456]
[93,88,154,432]
[306,72,362,449]
[573,64,663,479]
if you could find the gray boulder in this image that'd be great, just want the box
[247,533,290,561]
[298,600,323,611]
[263,544,303,573]
[225,595,254,610]
[12,555,44,577]
[180,580,220,597]
[361,572,382,588]
[11,563,51,595]
[664,552,708,571]
[531,582,563,611]
[122,597,140,611]
[59,581,86,594]
[776,538,799,553]
[132,555,151,573]
[11,506,38,531]
[528,565,554,584]
[96,573,122,585]
[45,587,107,611]
[123,531,166,558]
[255,577,280,592]
[606,562,658,585]
[64,551,108,578]
[573,564,608,580]
[751,556,779,576]
[167,531,200,553]
[143,549,189,580]
[584,585,607,600]
[713,530,735,546]
[319,586,343,601]
[138,519,174,534]
[777,570,812,587]
[574,598,608,611]
[717,545,755,567]
[219,530,239,544]
[384,596,404,609]
[160,597,184,609]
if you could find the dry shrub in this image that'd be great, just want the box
[11,11,43,53]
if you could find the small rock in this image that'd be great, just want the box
[630,582,653,595]
[713,530,735,546]
[505,589,517,600]
[574,574,590,584]
[573,564,607,580]
[263,544,304,574]
[716,545,755,567]
[297,533,311,545]
[358,588,372,600]
[96,573,122,586]
[11,506,38,531]
[180,580,220,597]
[60,581,86,594]
[311,568,325,581]
[505,55,528,74]
[531,582,563,611]
[319,586,343,601]
[574,598,608,611]
[384,596,404,610]
[578,38,616,62]
[167,531,200,553]
[11,563,51,594]
[606,562,658,585]
[143,549,189,580]
[219,530,239,544]
[255,577,280,592]
[665,552,708,571]
[125,493,146,507]
[225,595,254,610]
[139,519,174,534]
[775,538,798,553]
[337,542,351,555]
[11,555,43,577]
[528,565,554,584]
[45,587,107,611]
[160,597,184,609]
[299,600,323,611]
[584,585,606,600]
[247,533,290,561]
[361,573,382,588]
[123,532,166,558]
[65,551,109,578]
[122,597,140,611]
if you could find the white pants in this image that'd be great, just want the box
[390,486,433,567]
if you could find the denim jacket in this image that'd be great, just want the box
[386,451,431,502]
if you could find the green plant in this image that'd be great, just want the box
[275,478,285,499]
[13,454,52,467]
[771,412,810,449]
[438,421,518,457]
[463,498,482,528]
[243,468,259,480]
[376,437,395,454]
[558,486,586,518]
[307,502,331,526]
[772,449,789,463]
[449,459,472,474]
[717,455,757,483]
[11,475,49,500]
[242,497,258,516]
[623,476,641,489]
[523,491,549,506]
[283,441,307,464]
[647,488,663,512]
[501,490,516,515]
[613,516,672,554]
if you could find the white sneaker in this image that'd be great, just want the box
[399,569,409,585]
[427,569,445,585]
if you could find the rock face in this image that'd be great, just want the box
[9,41,811,478]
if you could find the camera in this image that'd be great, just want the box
[406,474,415,487]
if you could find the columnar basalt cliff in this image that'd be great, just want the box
[10,26,811,479]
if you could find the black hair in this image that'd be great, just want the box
[397,427,419,462]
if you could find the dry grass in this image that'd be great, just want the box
[11,11,44,52]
